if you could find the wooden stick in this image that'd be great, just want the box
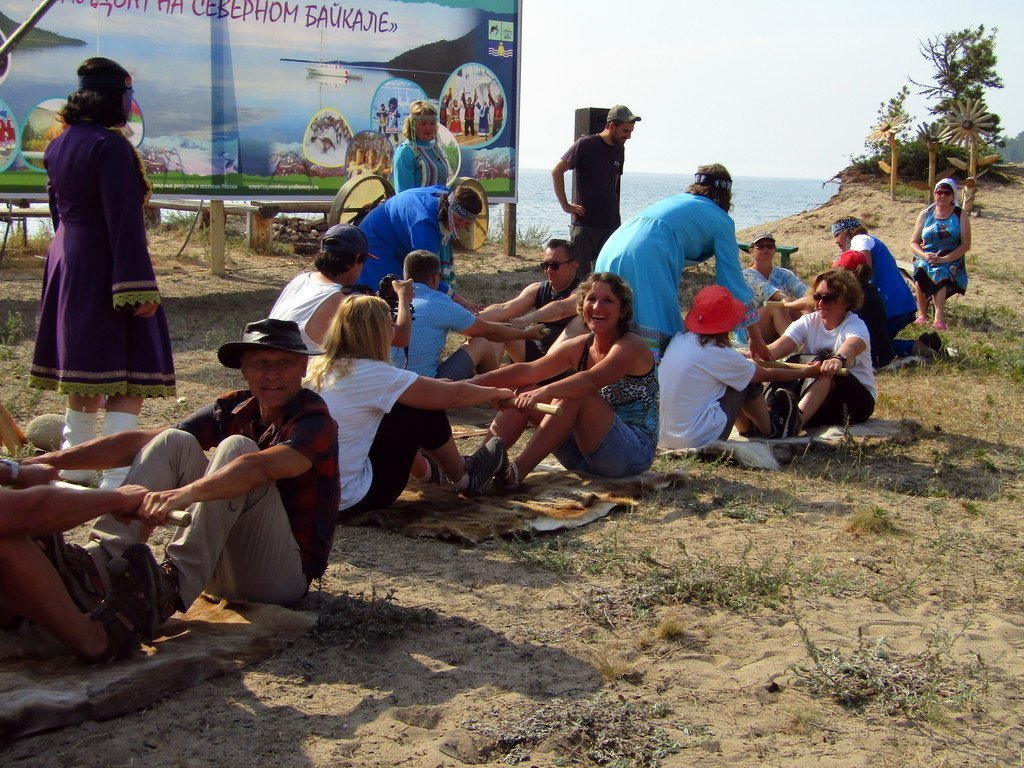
[758,360,849,376]
[51,481,192,527]
[0,401,27,454]
[500,399,562,416]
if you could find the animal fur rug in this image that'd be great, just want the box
[343,462,689,544]
[0,597,315,742]
[665,418,922,471]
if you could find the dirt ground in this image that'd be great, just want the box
[2,169,1024,767]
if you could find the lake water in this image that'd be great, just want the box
[506,167,838,240]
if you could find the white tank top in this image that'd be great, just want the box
[269,273,342,352]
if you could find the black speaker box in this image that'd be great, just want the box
[574,107,608,140]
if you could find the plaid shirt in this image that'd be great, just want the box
[176,388,340,581]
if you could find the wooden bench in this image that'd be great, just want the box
[738,241,799,269]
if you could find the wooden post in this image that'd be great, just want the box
[887,135,898,201]
[927,141,937,191]
[963,135,979,213]
[247,211,275,252]
[503,203,516,259]
[209,200,226,275]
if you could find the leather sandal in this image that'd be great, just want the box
[79,544,159,664]
[35,533,105,613]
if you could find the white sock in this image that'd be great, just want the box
[455,458,470,491]
[98,411,139,490]
[60,409,98,484]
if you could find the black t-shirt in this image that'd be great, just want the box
[561,134,623,229]
[534,275,582,353]
[854,282,894,370]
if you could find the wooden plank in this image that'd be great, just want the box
[209,200,226,275]
[503,203,515,259]
[0,402,27,454]
[247,211,274,252]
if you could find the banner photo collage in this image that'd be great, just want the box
[0,0,520,200]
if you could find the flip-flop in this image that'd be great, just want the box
[913,316,929,325]
[932,321,949,330]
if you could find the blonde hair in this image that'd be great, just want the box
[307,295,392,389]
[401,100,439,141]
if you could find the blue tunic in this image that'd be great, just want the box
[913,205,967,296]
[595,193,757,356]
[392,140,450,193]
[358,185,456,295]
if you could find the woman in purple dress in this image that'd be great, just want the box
[30,58,175,488]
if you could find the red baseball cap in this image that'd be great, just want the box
[833,250,868,270]
[685,286,746,335]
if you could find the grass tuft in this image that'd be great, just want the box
[846,506,899,535]
[792,617,986,721]
[312,587,434,648]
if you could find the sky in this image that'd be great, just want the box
[516,0,1024,180]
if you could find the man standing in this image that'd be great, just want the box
[551,105,641,275]
[477,238,582,362]
[25,318,340,636]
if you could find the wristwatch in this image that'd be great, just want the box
[1,458,19,485]
[832,353,848,366]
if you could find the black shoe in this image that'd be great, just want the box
[83,544,160,663]
[461,437,506,496]
[147,560,183,639]
[767,389,799,439]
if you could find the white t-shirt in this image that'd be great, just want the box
[781,312,876,398]
[850,233,876,253]
[315,359,418,510]
[269,273,342,353]
[658,332,757,449]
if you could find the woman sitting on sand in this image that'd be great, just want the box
[766,269,876,433]
[470,273,658,490]
[308,295,515,513]
[659,286,821,447]
[910,179,971,330]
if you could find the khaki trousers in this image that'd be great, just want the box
[89,430,308,608]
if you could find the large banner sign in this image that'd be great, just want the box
[0,0,520,201]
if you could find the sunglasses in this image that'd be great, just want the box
[541,260,573,271]
[812,292,839,304]
[752,242,775,249]
[934,188,953,196]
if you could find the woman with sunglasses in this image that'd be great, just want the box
[470,273,658,491]
[392,100,452,193]
[30,58,175,490]
[766,269,875,433]
[309,295,515,516]
[910,179,971,330]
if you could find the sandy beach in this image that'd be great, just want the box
[1,167,1023,767]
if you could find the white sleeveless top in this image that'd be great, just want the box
[269,273,341,353]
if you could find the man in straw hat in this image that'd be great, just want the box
[23,319,340,637]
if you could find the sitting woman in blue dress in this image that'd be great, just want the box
[910,179,971,331]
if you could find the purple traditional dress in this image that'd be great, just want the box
[30,123,175,398]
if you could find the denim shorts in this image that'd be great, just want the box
[554,415,656,478]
